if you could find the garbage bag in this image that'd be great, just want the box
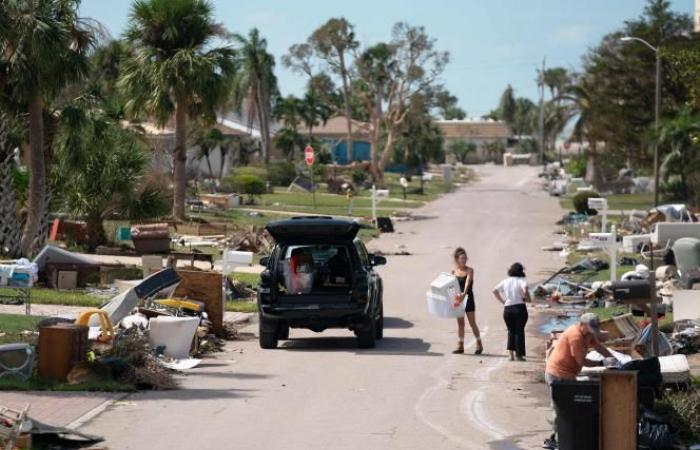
[638,418,673,449]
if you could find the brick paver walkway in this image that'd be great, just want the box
[0,391,123,427]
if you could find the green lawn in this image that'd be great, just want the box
[560,192,655,212]
[587,306,674,329]
[225,300,257,313]
[1,288,106,308]
[0,314,43,344]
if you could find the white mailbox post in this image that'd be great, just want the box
[588,197,609,233]
[590,225,618,282]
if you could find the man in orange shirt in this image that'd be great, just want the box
[542,313,615,449]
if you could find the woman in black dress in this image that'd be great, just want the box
[451,247,483,354]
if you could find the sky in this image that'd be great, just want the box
[80,0,694,118]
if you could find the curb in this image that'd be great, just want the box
[66,393,129,430]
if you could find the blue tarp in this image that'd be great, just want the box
[332,141,371,164]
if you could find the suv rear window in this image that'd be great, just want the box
[277,245,352,294]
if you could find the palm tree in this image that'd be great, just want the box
[656,109,700,201]
[559,83,603,187]
[119,0,237,221]
[0,113,23,258]
[231,28,278,165]
[190,125,227,180]
[300,91,332,139]
[0,0,96,256]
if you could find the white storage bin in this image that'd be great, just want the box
[148,316,200,359]
[426,273,464,318]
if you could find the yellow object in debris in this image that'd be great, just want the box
[75,309,115,343]
[156,298,205,313]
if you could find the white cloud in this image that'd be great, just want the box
[550,24,593,45]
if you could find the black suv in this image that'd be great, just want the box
[258,216,386,349]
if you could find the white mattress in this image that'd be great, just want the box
[659,354,690,385]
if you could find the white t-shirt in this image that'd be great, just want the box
[494,277,528,306]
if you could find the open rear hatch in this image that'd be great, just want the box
[266,217,361,244]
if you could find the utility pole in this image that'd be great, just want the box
[538,58,546,166]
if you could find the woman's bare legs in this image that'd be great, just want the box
[466,311,483,354]
[453,316,465,353]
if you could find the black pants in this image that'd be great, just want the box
[503,304,528,357]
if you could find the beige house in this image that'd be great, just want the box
[436,119,512,163]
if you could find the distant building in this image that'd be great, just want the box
[300,116,372,164]
[129,116,253,179]
[436,119,512,163]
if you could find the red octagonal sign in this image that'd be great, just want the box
[304,145,314,166]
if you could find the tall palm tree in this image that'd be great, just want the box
[231,28,278,165]
[0,0,95,256]
[300,91,332,139]
[119,0,236,220]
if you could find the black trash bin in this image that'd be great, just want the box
[552,380,600,450]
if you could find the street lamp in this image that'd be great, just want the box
[620,36,661,207]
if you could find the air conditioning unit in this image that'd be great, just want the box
[0,344,35,380]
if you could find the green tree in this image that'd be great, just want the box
[300,90,332,139]
[0,0,96,256]
[512,97,537,137]
[54,109,169,251]
[190,125,228,181]
[231,28,277,165]
[656,109,700,204]
[580,0,691,170]
[0,113,23,257]
[497,85,516,126]
[448,140,477,164]
[273,95,305,160]
[119,0,236,221]
[542,67,570,100]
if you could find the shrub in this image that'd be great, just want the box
[267,161,297,187]
[572,190,601,214]
[228,174,266,204]
[234,166,268,180]
[351,167,367,185]
[565,154,587,178]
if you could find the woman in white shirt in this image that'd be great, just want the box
[492,263,531,361]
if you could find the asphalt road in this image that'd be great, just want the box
[83,164,564,449]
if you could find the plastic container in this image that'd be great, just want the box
[426,273,465,318]
[148,316,200,359]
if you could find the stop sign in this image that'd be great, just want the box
[304,146,314,166]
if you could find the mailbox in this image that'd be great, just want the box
[611,280,651,302]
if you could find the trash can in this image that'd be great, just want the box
[552,380,599,450]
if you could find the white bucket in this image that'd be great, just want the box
[148,316,200,359]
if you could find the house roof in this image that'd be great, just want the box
[302,116,372,139]
[436,119,512,140]
[122,117,249,138]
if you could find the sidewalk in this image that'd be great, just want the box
[0,391,124,428]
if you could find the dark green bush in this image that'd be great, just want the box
[228,174,266,203]
[572,190,601,214]
[268,161,297,187]
[351,167,367,185]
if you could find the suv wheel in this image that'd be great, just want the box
[375,303,384,340]
[259,317,279,349]
[357,316,376,349]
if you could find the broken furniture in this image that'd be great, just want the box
[37,323,88,381]
[651,222,700,246]
[0,344,35,381]
[0,404,29,450]
[173,270,224,334]
[167,251,214,270]
[611,278,662,356]
[671,237,700,288]
[97,268,181,326]
[131,223,170,254]
[198,193,241,210]
[600,371,637,450]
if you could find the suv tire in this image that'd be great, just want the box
[278,324,290,340]
[375,303,384,340]
[259,318,279,349]
[357,316,376,349]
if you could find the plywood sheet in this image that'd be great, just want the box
[600,371,637,450]
[173,270,224,334]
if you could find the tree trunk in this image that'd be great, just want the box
[369,88,383,184]
[20,93,46,257]
[172,101,188,221]
[378,130,395,174]
[0,149,22,258]
[584,144,602,189]
[256,89,271,165]
[339,55,354,164]
[85,215,106,253]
